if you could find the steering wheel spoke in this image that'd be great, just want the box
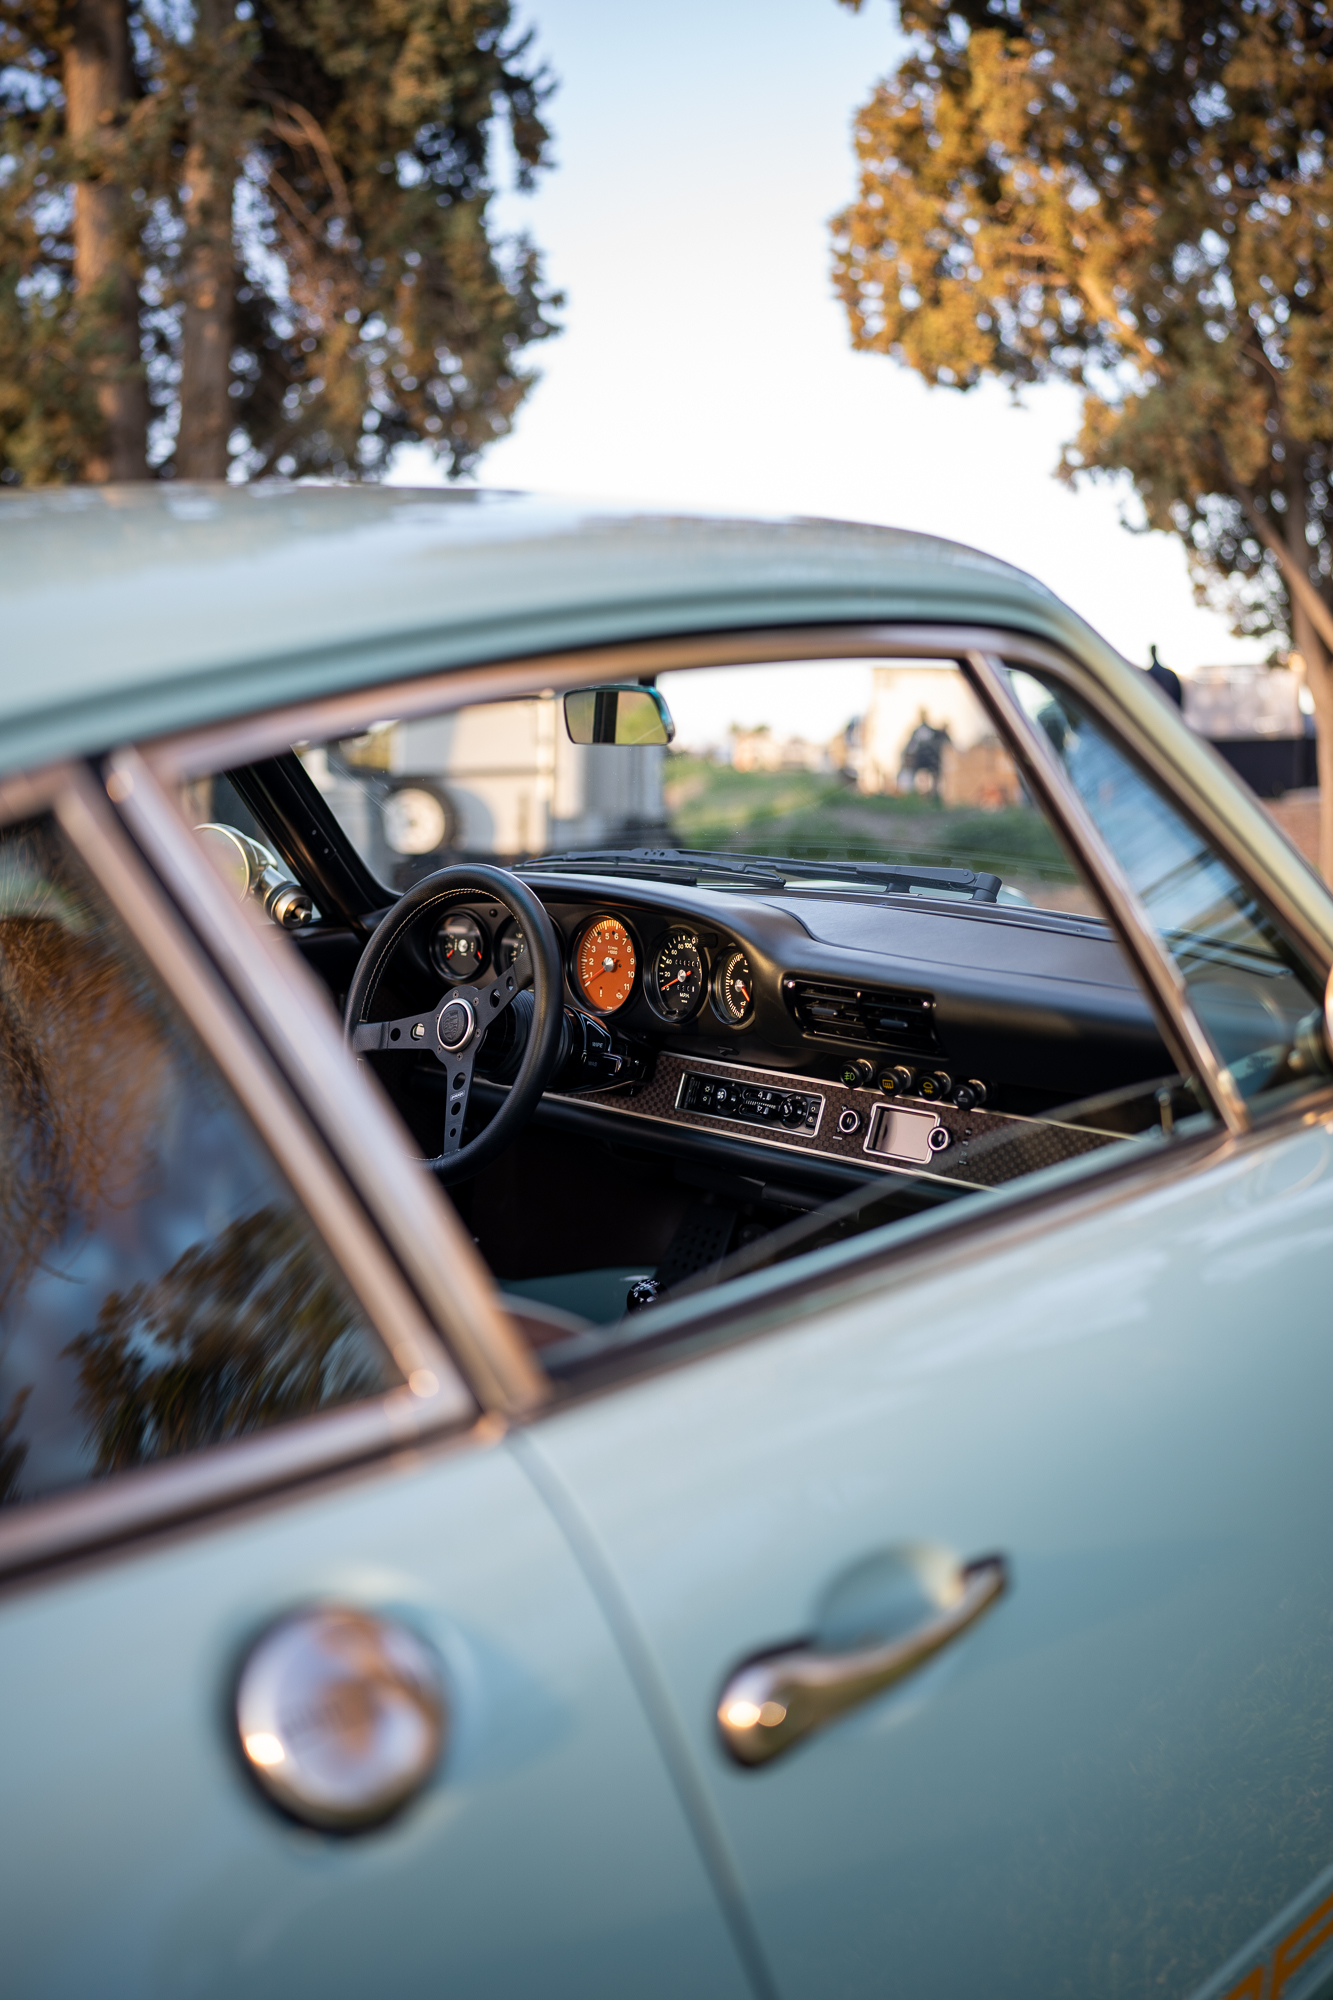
[350,969,520,1061]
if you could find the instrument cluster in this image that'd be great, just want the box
[424,899,758,1033]
[569,912,755,1030]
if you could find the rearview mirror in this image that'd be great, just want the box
[563,685,675,746]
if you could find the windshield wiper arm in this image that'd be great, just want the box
[523,847,1002,901]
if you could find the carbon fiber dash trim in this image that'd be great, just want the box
[548,1051,1118,1190]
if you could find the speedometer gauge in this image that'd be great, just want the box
[651,930,705,1020]
[713,947,755,1025]
[575,916,637,1014]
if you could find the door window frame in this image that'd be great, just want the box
[0,759,478,1586]
[130,622,1333,1392]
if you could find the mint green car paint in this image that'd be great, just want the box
[6,484,1333,1996]
[1,1431,752,1998]
[527,1117,1333,1995]
[3,483,1322,956]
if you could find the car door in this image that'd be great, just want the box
[518,660,1333,1998]
[0,767,753,2000]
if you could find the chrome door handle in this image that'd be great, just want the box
[717,1553,1007,1767]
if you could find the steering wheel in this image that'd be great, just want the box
[344,864,565,1184]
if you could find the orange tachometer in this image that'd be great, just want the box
[576,916,637,1014]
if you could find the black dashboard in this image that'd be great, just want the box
[388,868,1174,1196]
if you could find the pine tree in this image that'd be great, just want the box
[832,0,1333,872]
[0,0,559,484]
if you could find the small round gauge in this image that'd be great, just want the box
[651,930,705,1020]
[430,911,486,982]
[494,918,530,980]
[713,947,755,1025]
[575,915,637,1014]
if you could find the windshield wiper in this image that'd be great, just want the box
[522,847,1002,902]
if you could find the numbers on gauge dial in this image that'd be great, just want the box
[430,911,486,982]
[576,916,637,1014]
[715,947,755,1024]
[652,930,705,1019]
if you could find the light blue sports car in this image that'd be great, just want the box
[4,484,1333,2000]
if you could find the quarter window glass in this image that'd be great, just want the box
[1007,669,1327,1108]
[0,816,399,1510]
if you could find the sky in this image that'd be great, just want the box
[391,0,1268,677]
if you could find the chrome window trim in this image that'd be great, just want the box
[126,619,1333,1377]
[0,761,476,1584]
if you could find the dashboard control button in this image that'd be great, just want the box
[837,1107,862,1136]
[677,1071,822,1136]
[927,1125,952,1152]
[918,1070,953,1102]
[880,1064,916,1098]
[953,1078,987,1111]
[839,1059,876,1088]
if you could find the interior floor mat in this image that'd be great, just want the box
[654,1198,740,1293]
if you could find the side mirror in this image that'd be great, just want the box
[563,685,675,747]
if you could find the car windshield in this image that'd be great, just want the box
[295,657,1099,916]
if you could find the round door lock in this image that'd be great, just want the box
[236,1607,447,1831]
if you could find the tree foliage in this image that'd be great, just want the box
[0,0,560,483]
[832,0,1333,865]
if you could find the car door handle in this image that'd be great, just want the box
[716,1553,1007,1767]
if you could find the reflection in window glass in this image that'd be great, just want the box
[0,817,399,1510]
[1007,670,1327,1107]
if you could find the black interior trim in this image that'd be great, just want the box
[227,752,389,930]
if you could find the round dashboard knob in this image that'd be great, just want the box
[880,1064,916,1099]
[837,1107,862,1137]
[236,1607,447,1831]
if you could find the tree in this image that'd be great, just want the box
[0,0,559,484]
[831,0,1333,873]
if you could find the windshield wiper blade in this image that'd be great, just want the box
[523,847,1002,901]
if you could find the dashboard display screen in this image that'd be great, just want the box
[575,916,637,1013]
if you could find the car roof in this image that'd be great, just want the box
[0,482,1129,775]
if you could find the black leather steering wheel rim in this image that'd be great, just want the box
[344,863,564,1184]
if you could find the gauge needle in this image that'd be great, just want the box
[736,984,751,1004]
[662,973,683,989]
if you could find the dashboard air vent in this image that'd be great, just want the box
[784,977,937,1053]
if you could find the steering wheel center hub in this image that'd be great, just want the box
[437,995,475,1052]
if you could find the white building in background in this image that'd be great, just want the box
[1181,664,1304,740]
[729,726,831,774]
[839,663,1022,809]
[307,694,667,878]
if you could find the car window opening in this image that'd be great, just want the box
[180,651,1333,1377]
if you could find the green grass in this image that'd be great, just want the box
[662,756,1083,893]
